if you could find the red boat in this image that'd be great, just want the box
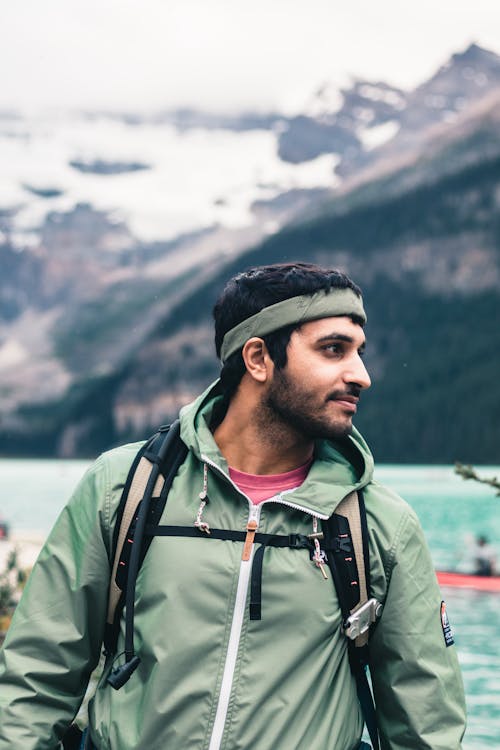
[436,570,500,592]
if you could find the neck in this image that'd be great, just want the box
[213,384,314,475]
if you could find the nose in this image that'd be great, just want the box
[344,353,371,390]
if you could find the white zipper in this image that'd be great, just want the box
[261,493,329,520]
[201,453,329,520]
[201,455,258,750]
[208,501,261,750]
[201,454,325,750]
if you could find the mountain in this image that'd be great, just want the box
[106,138,500,464]
[278,42,500,175]
[0,44,499,462]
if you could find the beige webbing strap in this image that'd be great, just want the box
[106,457,165,625]
[335,490,369,647]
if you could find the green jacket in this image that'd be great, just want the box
[0,382,466,749]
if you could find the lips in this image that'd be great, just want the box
[335,399,358,413]
[328,393,359,412]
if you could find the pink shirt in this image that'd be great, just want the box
[229,459,312,505]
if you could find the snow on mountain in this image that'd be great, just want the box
[399,43,500,133]
[355,83,406,109]
[2,44,500,458]
[3,44,499,255]
[0,111,338,250]
[278,77,408,166]
[302,78,348,120]
[0,74,412,252]
[357,120,400,150]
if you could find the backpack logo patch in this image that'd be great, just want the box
[440,600,455,647]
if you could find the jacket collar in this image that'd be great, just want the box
[180,379,374,518]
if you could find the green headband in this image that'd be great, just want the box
[220,287,366,363]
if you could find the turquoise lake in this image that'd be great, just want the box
[0,460,499,748]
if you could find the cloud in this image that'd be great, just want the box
[2,0,500,113]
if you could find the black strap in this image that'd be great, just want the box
[148,525,313,621]
[123,423,184,658]
[250,544,266,620]
[147,525,311,548]
[322,513,360,616]
[106,422,188,689]
[107,426,188,653]
[358,490,371,597]
[349,644,379,750]
[322,491,379,750]
[138,438,188,570]
[61,724,83,750]
[249,537,314,620]
[107,427,181,632]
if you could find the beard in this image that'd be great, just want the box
[263,367,357,442]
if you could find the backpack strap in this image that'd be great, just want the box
[322,490,382,750]
[104,421,187,689]
[334,490,370,647]
[106,446,165,630]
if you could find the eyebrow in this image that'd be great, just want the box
[316,333,366,350]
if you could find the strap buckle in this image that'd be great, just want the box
[288,533,311,549]
[344,598,383,640]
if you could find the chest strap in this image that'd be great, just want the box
[145,524,356,621]
[146,525,311,547]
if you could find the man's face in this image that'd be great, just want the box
[264,316,371,441]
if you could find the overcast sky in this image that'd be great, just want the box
[3,0,500,114]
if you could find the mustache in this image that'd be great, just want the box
[327,386,361,401]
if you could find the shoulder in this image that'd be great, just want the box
[97,440,147,483]
[362,480,427,599]
[363,479,419,535]
[65,440,147,551]
[72,440,147,505]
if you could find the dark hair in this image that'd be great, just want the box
[212,262,363,401]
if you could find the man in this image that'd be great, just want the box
[473,535,497,576]
[0,262,466,749]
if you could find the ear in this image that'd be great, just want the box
[241,337,273,383]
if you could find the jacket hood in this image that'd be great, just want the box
[180,379,374,518]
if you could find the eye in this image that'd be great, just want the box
[322,343,343,356]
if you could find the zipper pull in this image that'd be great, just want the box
[242,519,258,561]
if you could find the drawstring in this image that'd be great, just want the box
[194,463,211,534]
